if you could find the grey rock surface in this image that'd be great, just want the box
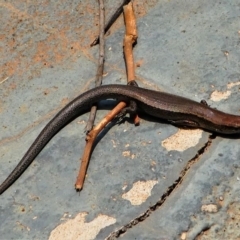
[0,1,239,239]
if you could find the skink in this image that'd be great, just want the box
[1,83,240,194]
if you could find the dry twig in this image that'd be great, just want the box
[86,0,105,132]
[75,102,127,190]
[91,0,131,46]
[75,1,138,190]
[123,2,140,125]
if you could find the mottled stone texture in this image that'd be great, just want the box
[0,1,239,239]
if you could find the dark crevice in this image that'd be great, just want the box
[106,134,215,240]
[195,224,213,239]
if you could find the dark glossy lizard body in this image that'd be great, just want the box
[1,83,240,194]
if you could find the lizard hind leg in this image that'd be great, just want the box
[118,100,138,118]
[116,80,139,121]
[127,80,139,87]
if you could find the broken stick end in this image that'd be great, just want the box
[75,184,83,191]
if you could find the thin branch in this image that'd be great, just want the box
[123,2,140,125]
[85,0,105,132]
[123,2,137,81]
[90,0,131,46]
[75,1,138,191]
[75,102,127,190]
